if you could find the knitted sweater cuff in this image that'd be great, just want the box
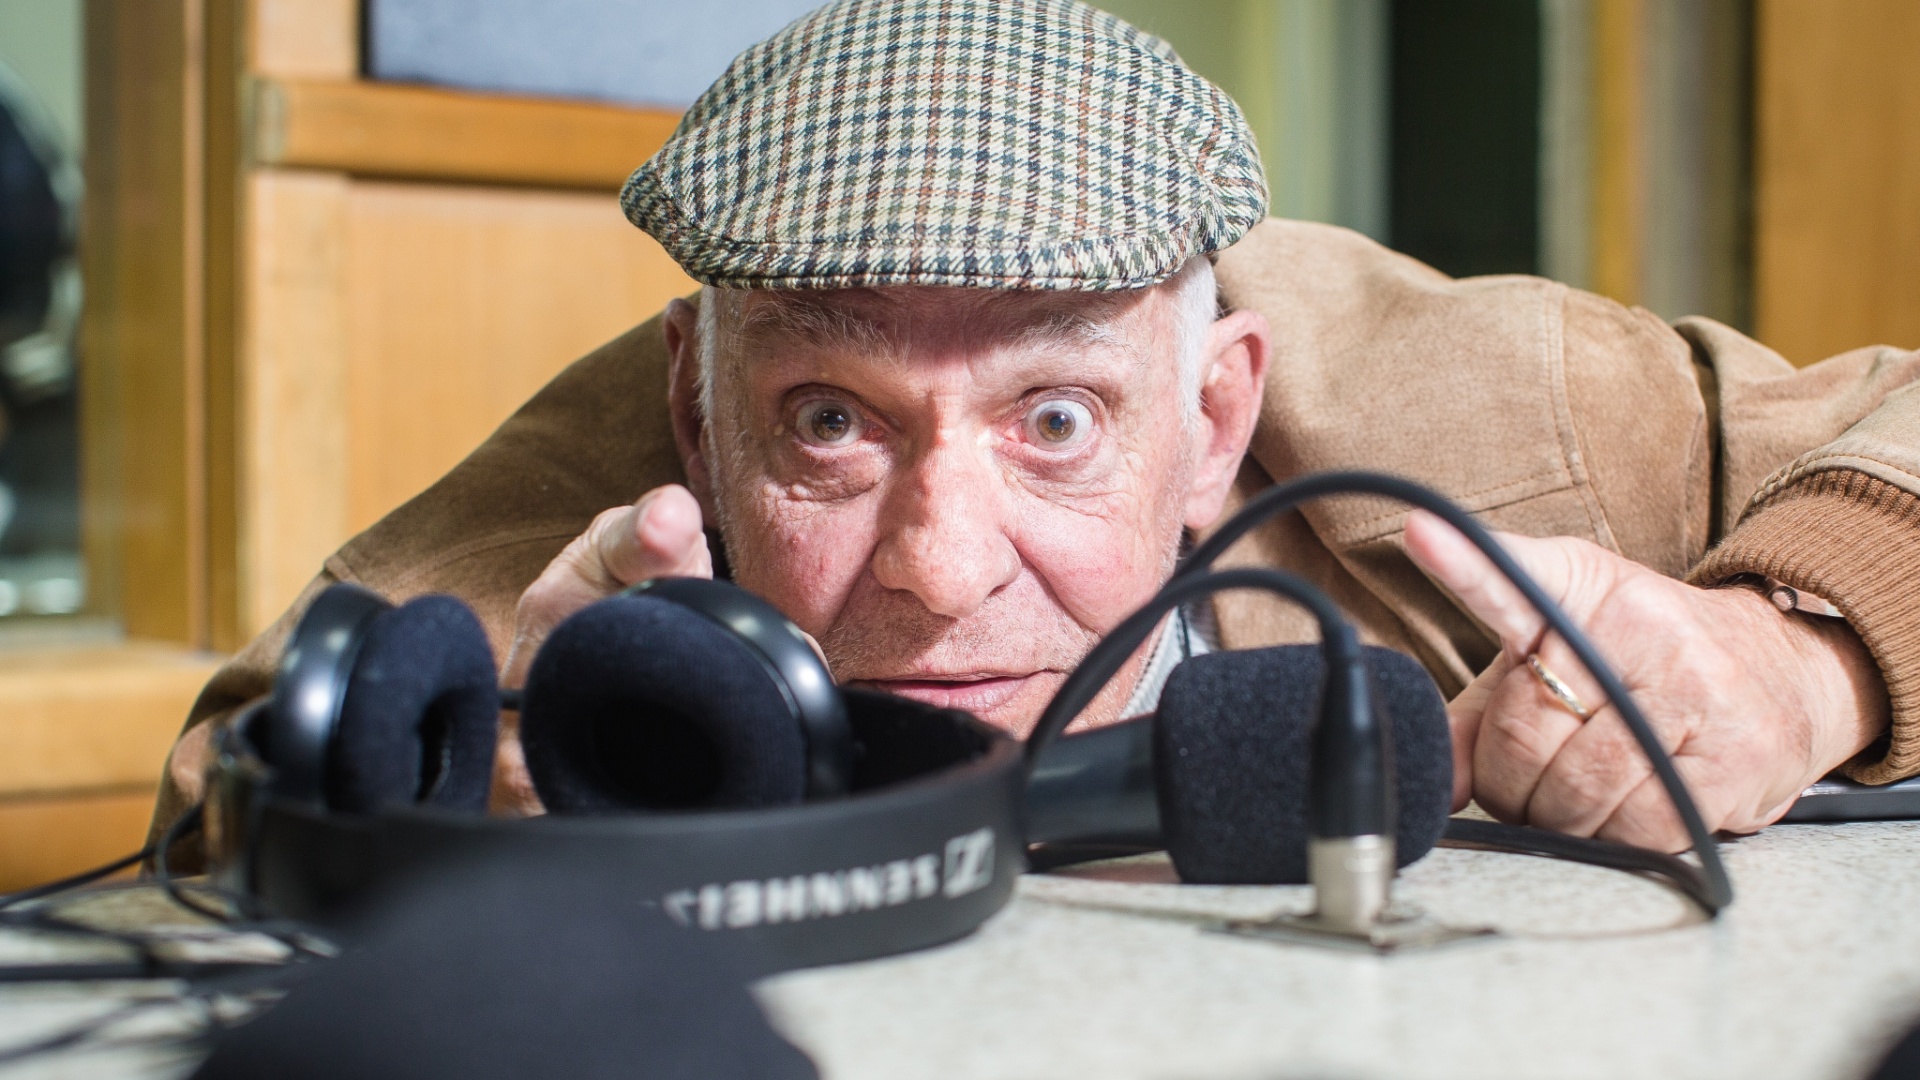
[1689,471,1920,784]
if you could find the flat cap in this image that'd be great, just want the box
[621,0,1268,292]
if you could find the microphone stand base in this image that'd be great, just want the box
[1214,910,1495,955]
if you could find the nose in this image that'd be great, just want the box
[869,433,1021,619]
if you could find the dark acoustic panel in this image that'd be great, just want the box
[1388,0,1541,278]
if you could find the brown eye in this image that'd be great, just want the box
[797,400,861,448]
[1025,399,1092,449]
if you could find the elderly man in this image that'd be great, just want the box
[155,0,1919,861]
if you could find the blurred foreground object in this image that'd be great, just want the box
[191,853,817,1080]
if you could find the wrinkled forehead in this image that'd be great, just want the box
[713,284,1167,365]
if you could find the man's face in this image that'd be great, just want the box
[670,276,1264,737]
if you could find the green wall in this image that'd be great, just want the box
[0,0,84,158]
[1095,0,1388,239]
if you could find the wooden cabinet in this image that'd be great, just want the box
[22,0,1919,893]
[232,1,695,638]
[1754,0,1920,363]
[241,163,692,632]
[6,0,691,890]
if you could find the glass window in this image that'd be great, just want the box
[0,0,89,627]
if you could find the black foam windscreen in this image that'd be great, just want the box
[329,596,500,814]
[521,593,808,813]
[1153,644,1453,884]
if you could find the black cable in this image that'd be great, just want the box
[0,805,328,1068]
[0,1000,163,1067]
[0,959,277,985]
[0,845,151,913]
[1174,470,1732,913]
[1027,566,1356,767]
[0,962,294,1066]
[151,804,337,962]
[153,803,239,923]
[1443,818,1717,913]
[0,800,319,983]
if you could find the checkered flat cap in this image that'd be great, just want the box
[621,0,1268,291]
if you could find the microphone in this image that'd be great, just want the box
[1026,645,1454,886]
[1023,471,1731,937]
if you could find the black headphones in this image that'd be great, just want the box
[207,577,1024,975]
[204,471,1731,981]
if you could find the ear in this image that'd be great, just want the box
[663,296,719,522]
[1183,307,1271,531]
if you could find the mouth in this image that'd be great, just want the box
[849,673,1044,714]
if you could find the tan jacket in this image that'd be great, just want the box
[150,219,1920,848]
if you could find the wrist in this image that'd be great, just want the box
[1715,583,1889,776]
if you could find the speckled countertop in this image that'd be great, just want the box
[761,822,1920,1080]
[6,822,1920,1079]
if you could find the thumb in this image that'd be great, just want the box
[593,484,712,585]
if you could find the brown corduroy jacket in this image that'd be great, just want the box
[149,219,1920,848]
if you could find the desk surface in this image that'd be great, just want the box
[7,821,1920,1079]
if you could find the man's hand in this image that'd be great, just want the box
[1403,510,1890,852]
[492,485,712,813]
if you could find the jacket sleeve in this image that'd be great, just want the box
[1676,317,1920,782]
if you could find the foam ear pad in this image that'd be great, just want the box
[329,596,501,814]
[520,594,809,813]
[1153,644,1453,884]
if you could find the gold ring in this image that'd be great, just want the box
[1527,654,1592,722]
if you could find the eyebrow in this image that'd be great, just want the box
[1008,308,1129,351]
[734,295,893,354]
[733,290,1139,356]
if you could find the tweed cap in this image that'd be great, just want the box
[621,0,1268,291]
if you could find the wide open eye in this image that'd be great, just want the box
[1025,399,1094,450]
[796,399,862,448]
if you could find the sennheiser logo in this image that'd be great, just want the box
[663,828,997,931]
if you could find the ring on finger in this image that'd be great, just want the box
[1527,653,1593,722]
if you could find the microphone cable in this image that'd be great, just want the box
[1028,566,1359,759]
[0,803,335,1065]
[0,846,151,914]
[1027,469,1733,916]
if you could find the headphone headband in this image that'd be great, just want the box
[209,693,1024,974]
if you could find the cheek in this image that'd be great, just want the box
[723,488,878,636]
[1008,430,1192,633]
[1009,477,1184,634]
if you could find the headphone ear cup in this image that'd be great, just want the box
[520,594,808,813]
[329,595,501,814]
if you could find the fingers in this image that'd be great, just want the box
[1445,653,1510,812]
[1417,513,1840,855]
[1597,756,1714,854]
[501,485,711,689]
[1403,510,1607,660]
[1473,629,1706,843]
[1468,654,1589,822]
[488,712,546,817]
[1521,701,1657,836]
